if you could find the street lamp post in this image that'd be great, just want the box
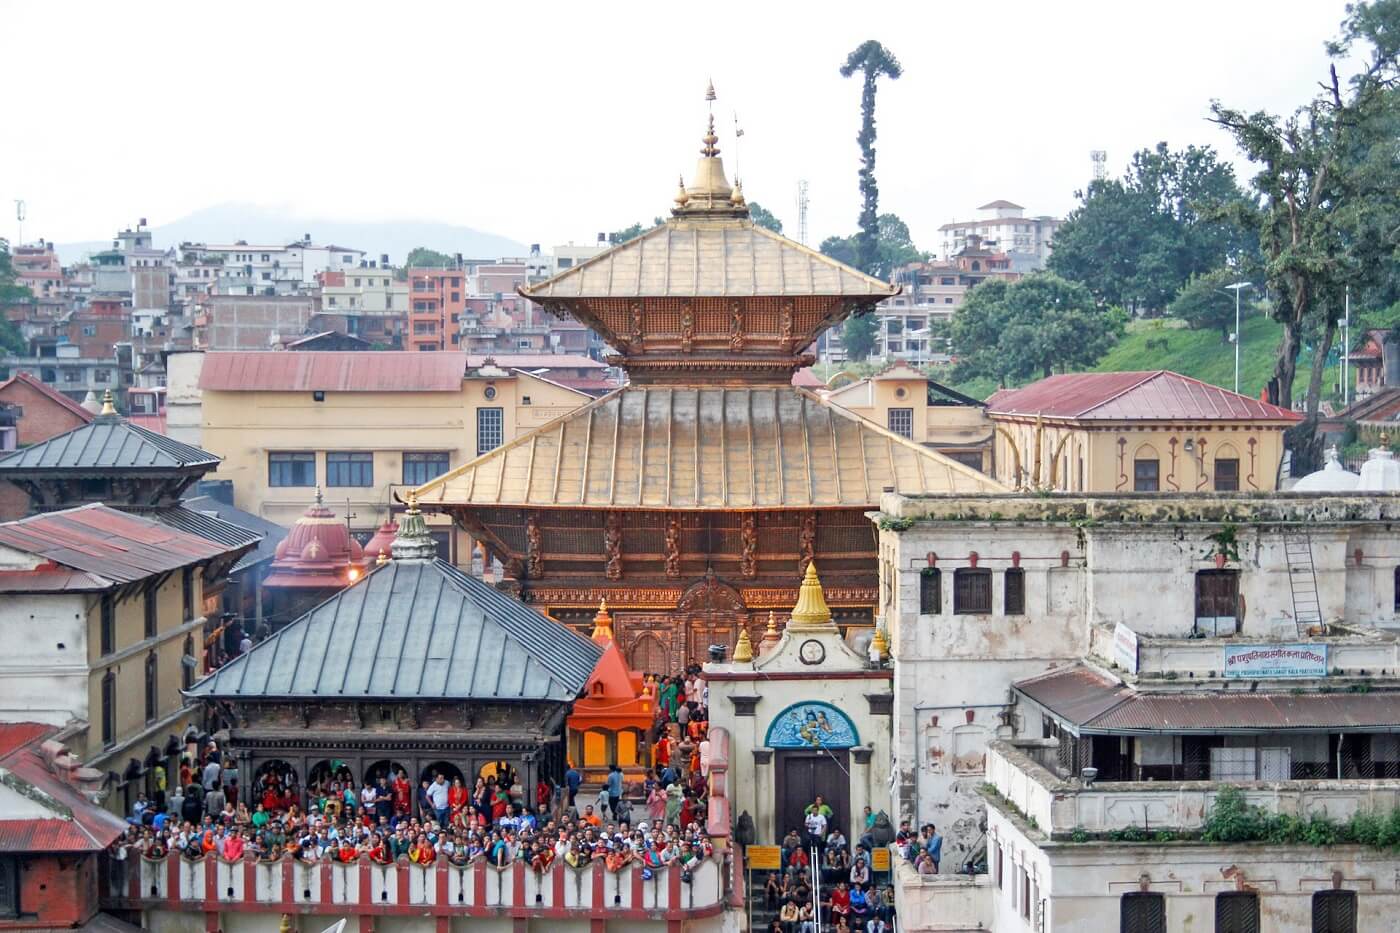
[1224,282,1252,394]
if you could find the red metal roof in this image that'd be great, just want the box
[0,820,111,852]
[986,371,1302,422]
[0,723,58,759]
[467,353,605,370]
[0,723,127,852]
[200,351,469,392]
[0,504,236,588]
[0,372,95,423]
[125,412,168,434]
[792,368,824,389]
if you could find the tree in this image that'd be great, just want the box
[1048,143,1254,313]
[0,245,30,355]
[1168,268,1246,342]
[1209,0,1400,439]
[842,314,879,361]
[951,274,1125,386]
[747,201,783,234]
[401,247,455,277]
[840,40,903,275]
[820,214,923,278]
[607,218,665,246]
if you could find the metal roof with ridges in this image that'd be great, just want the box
[412,384,1005,509]
[986,370,1302,422]
[186,558,601,702]
[0,415,221,472]
[0,504,238,586]
[520,220,898,300]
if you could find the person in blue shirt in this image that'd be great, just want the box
[565,762,582,808]
[922,823,943,872]
[605,764,624,820]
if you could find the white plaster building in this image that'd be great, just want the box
[938,200,1062,272]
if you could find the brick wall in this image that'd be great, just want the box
[0,854,100,929]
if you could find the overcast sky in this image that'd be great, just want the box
[0,0,1357,255]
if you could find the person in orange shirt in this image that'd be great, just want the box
[581,804,602,827]
[409,835,435,864]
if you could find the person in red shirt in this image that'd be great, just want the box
[655,735,672,768]
[448,778,469,826]
[392,770,412,817]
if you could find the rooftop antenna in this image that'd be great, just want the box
[14,200,24,248]
[733,111,745,183]
[796,180,810,245]
[1090,150,1107,183]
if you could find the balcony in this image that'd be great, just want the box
[985,738,1400,838]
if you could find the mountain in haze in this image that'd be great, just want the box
[55,203,526,265]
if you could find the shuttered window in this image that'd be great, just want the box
[1120,892,1165,933]
[1215,458,1240,491]
[1004,569,1025,615]
[1133,459,1160,491]
[1216,892,1260,933]
[1311,890,1357,933]
[1195,570,1240,624]
[954,569,992,615]
[919,570,941,615]
[100,595,115,656]
[144,587,157,638]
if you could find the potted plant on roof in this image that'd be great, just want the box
[1204,523,1241,568]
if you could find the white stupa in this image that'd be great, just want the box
[1358,435,1400,491]
[1292,446,1360,492]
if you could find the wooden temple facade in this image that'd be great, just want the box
[414,94,1005,673]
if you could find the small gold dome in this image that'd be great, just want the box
[733,625,754,663]
[790,563,834,629]
[674,175,690,207]
[730,179,746,207]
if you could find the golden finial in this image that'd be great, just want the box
[591,598,614,645]
[1382,432,1391,448]
[405,490,419,512]
[375,551,390,566]
[790,563,835,629]
[705,80,716,103]
[765,610,779,638]
[674,175,690,208]
[871,627,890,661]
[98,389,116,417]
[759,609,782,654]
[730,178,746,207]
[701,113,720,158]
[279,915,295,933]
[733,625,754,663]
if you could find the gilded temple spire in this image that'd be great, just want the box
[673,81,744,218]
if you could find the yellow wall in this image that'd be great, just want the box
[827,375,994,470]
[989,416,1290,492]
[81,571,200,767]
[199,373,589,532]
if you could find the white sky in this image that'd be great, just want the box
[0,0,1355,254]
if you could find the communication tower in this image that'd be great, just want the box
[1090,150,1108,183]
[796,180,809,245]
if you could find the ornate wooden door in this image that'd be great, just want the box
[676,571,747,670]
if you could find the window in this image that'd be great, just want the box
[261,272,272,281]
[63,369,81,383]
[82,324,97,336]
[101,671,116,748]
[920,569,941,614]
[1195,570,1240,631]
[182,634,195,691]
[477,407,504,456]
[328,297,338,307]
[326,452,373,487]
[260,253,270,262]
[450,292,460,302]
[1215,458,1240,492]
[521,396,532,406]
[353,278,361,287]
[1004,568,1025,615]
[182,567,194,620]
[81,477,111,498]
[94,369,110,383]
[1133,458,1160,491]
[953,568,992,615]
[1394,566,1400,612]
[144,652,158,723]
[944,297,954,304]
[269,452,316,487]
[1215,892,1260,933]
[887,408,913,438]
[100,594,115,655]
[0,856,16,918]
[402,451,451,485]
[1120,892,1164,933]
[1311,890,1356,933]
[144,587,157,638]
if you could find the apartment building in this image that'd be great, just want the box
[406,267,467,350]
[938,199,1063,272]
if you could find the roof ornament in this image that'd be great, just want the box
[674,175,690,209]
[671,81,743,217]
[98,389,117,418]
[732,625,754,663]
[789,562,836,630]
[390,489,437,562]
[591,598,614,645]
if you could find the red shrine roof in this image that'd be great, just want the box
[568,604,651,731]
[263,492,367,590]
[986,371,1302,423]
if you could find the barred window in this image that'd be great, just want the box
[1133,459,1160,492]
[919,570,941,615]
[887,408,913,439]
[326,452,373,487]
[403,451,451,486]
[477,408,504,456]
[100,594,115,656]
[101,671,116,748]
[144,587,157,638]
[954,568,992,615]
[1215,458,1240,492]
[1215,892,1259,933]
[1004,568,1025,615]
[1120,892,1164,933]
[1311,890,1356,933]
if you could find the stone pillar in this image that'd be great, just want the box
[850,746,874,844]
[729,695,761,839]
[752,749,774,843]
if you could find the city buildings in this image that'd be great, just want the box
[406,266,467,351]
[986,370,1302,492]
[938,199,1064,272]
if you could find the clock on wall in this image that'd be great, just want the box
[799,639,826,665]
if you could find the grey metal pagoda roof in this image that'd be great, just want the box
[186,558,601,703]
[0,413,220,473]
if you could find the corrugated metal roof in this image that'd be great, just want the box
[186,558,601,702]
[199,352,469,393]
[0,722,127,851]
[521,220,898,300]
[1015,664,1400,734]
[0,504,239,586]
[987,371,1302,422]
[147,505,264,551]
[467,354,605,370]
[0,414,220,472]
[0,819,110,852]
[413,385,1005,509]
[0,723,57,759]
[181,497,288,572]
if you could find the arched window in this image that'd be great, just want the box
[1133,445,1160,491]
[144,652,158,724]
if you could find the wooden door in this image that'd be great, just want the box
[775,749,850,843]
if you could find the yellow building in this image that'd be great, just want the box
[194,351,592,563]
[823,361,995,471]
[985,370,1302,492]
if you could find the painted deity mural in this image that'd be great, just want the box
[764,701,859,749]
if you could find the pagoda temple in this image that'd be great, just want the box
[414,87,1004,673]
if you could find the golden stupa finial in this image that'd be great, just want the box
[375,551,390,566]
[405,489,419,512]
[871,627,890,661]
[759,609,782,654]
[701,113,720,158]
[279,915,295,933]
[591,598,614,645]
[99,389,116,417]
[790,563,835,629]
[674,174,690,208]
[733,625,754,663]
[730,178,746,207]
